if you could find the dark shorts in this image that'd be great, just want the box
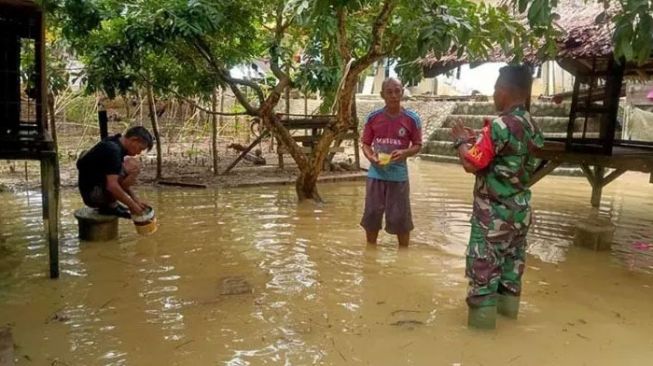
[360,178,413,235]
[80,185,114,208]
[79,168,126,209]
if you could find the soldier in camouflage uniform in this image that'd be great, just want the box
[450,65,544,329]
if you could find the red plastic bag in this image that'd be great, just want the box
[463,118,495,169]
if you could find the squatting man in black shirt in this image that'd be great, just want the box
[76,126,154,219]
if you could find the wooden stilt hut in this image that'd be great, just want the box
[0,0,60,278]
[421,2,653,207]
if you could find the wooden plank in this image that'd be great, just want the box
[292,135,318,143]
[157,181,207,188]
[528,160,560,187]
[292,132,357,143]
[276,112,335,118]
[575,106,608,114]
[222,131,268,174]
[535,142,653,173]
[280,118,332,130]
[580,163,596,187]
[602,168,626,187]
[278,146,345,154]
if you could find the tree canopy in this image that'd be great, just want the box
[40,0,653,200]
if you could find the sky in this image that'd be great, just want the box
[436,62,505,95]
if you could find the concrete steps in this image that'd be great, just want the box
[429,128,600,146]
[441,114,582,131]
[452,102,571,117]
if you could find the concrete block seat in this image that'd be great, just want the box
[74,207,119,241]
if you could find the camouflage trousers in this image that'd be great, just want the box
[465,219,528,308]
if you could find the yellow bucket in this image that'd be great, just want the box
[133,207,158,236]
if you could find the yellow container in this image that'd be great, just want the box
[378,152,391,166]
[133,207,158,236]
[134,217,158,235]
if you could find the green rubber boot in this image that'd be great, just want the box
[497,294,520,319]
[467,306,496,330]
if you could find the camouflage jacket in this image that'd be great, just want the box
[472,106,545,231]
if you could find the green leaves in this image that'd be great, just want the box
[613,1,653,65]
[48,0,265,99]
[46,0,653,107]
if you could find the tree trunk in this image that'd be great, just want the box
[211,88,219,175]
[296,168,322,202]
[146,86,163,180]
[292,60,375,201]
[257,98,313,198]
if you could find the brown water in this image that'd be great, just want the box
[1,161,652,366]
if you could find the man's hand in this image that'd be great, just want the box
[368,153,380,164]
[134,198,149,211]
[106,174,145,216]
[362,144,380,165]
[450,120,476,142]
[390,149,408,162]
[463,126,476,140]
[129,204,145,217]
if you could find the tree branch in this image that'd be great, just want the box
[269,1,291,82]
[352,0,397,70]
[135,72,250,116]
[190,37,264,116]
[336,7,352,61]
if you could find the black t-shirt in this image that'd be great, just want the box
[77,134,127,193]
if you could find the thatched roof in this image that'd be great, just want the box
[555,2,614,59]
[421,1,615,77]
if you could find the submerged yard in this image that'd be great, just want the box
[0,161,652,365]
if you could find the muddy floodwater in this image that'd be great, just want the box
[1,161,652,365]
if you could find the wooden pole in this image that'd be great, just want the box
[278,65,291,169]
[98,103,109,140]
[566,77,582,151]
[601,58,625,155]
[211,88,219,175]
[41,152,59,279]
[47,92,58,147]
[352,94,361,169]
[36,9,46,136]
[590,166,605,208]
[138,89,144,125]
[146,86,163,180]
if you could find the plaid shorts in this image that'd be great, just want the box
[360,178,414,234]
